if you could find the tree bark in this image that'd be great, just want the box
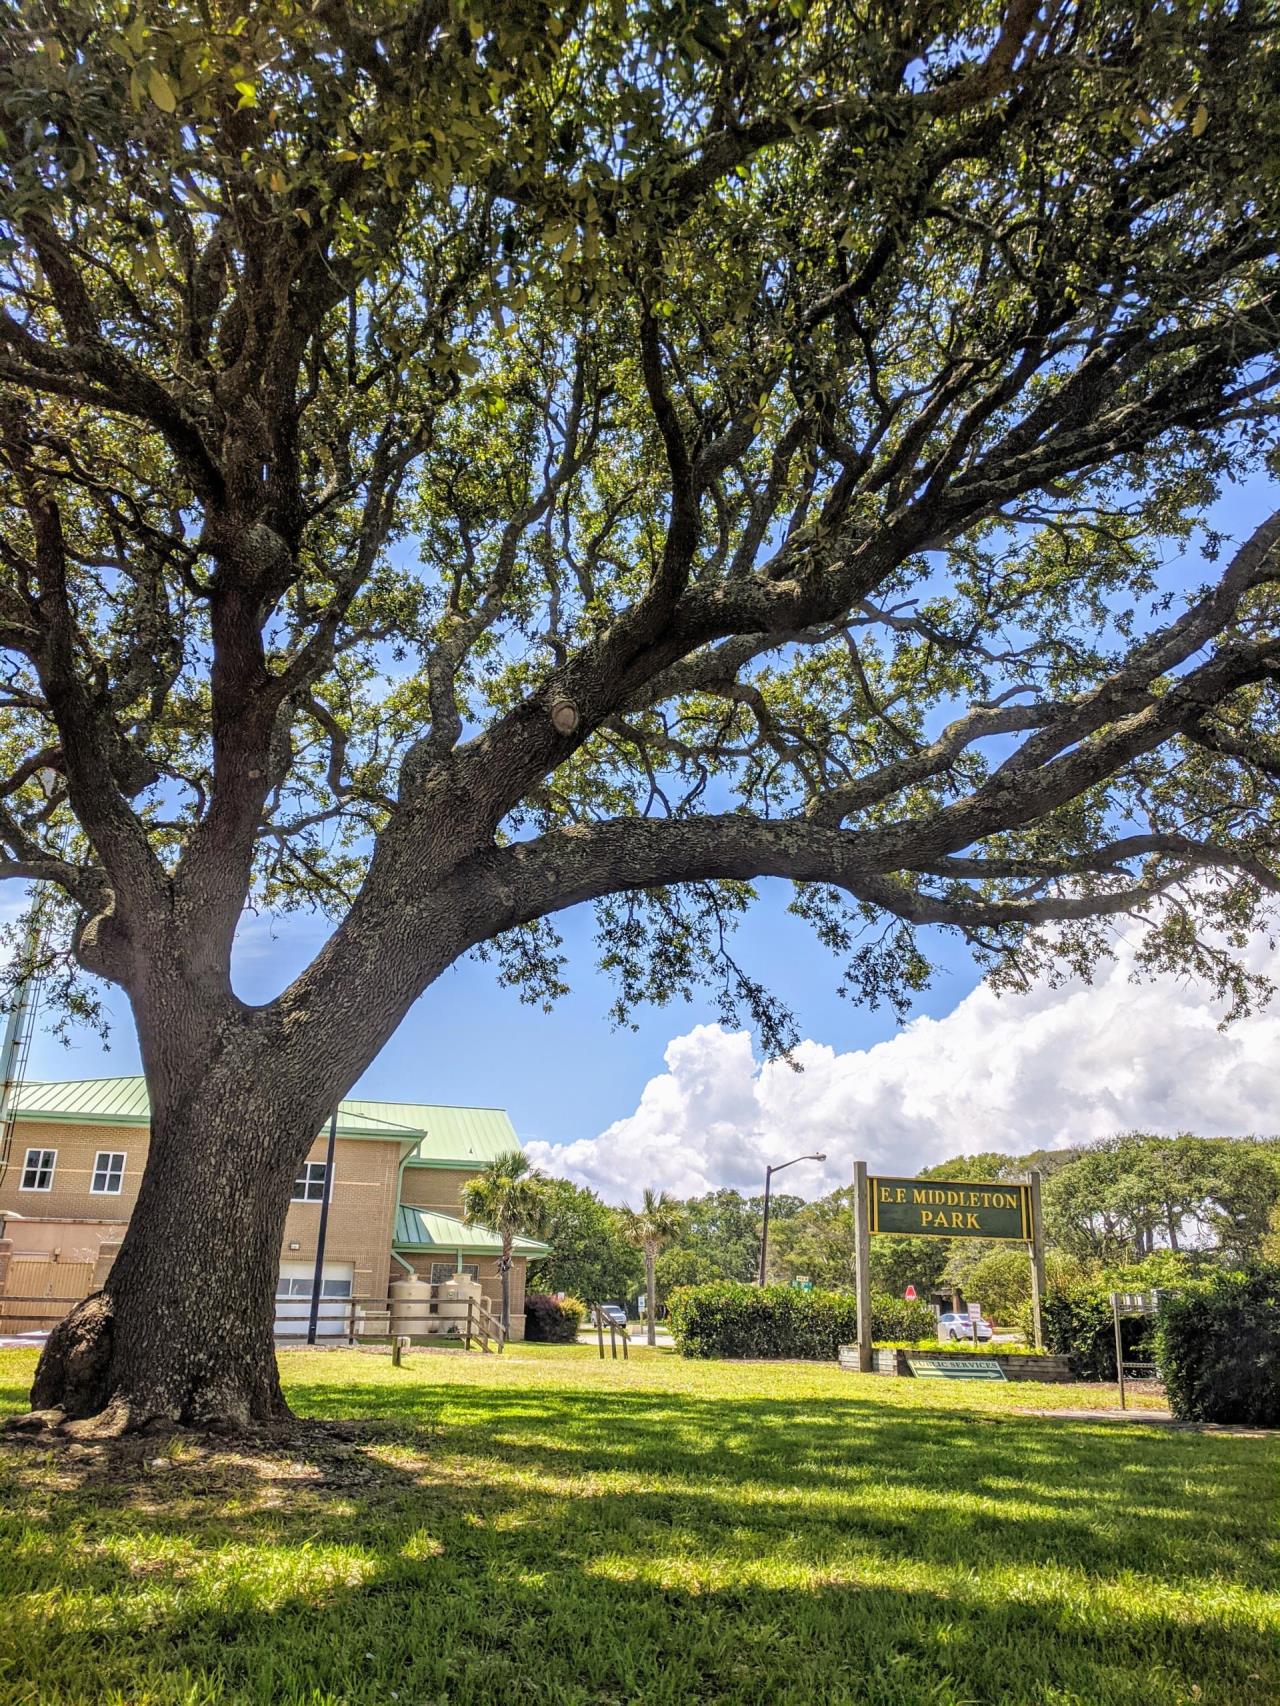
[499,1240,511,1335]
[645,1247,656,1346]
[27,1051,327,1434]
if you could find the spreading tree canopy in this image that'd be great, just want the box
[2,0,1280,1430]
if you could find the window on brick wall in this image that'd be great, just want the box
[429,1261,480,1284]
[291,1162,331,1202]
[19,1148,56,1191]
[90,1151,126,1194]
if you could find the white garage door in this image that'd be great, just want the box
[274,1261,354,1340]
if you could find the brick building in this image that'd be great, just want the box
[0,1078,549,1341]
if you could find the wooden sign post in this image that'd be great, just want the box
[852,1160,873,1372]
[1026,1169,1046,1352]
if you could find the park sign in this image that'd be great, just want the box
[845,1160,1046,1373]
[868,1177,1032,1241]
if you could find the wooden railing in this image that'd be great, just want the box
[591,1304,629,1360]
[0,1288,511,1350]
[463,1296,506,1353]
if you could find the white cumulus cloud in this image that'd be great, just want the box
[525,938,1280,1202]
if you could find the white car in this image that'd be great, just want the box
[938,1311,992,1343]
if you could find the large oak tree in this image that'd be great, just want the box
[2,0,1280,1431]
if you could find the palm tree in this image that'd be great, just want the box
[621,1188,687,1346]
[460,1149,545,1335]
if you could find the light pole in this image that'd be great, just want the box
[0,769,62,1191]
[758,1152,826,1285]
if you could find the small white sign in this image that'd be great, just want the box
[968,1301,982,1319]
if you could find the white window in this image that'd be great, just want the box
[274,1276,352,1300]
[20,1148,56,1191]
[90,1151,126,1195]
[291,1162,331,1203]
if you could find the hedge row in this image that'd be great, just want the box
[1037,1291,1154,1381]
[523,1293,586,1343]
[666,1283,935,1359]
[1157,1267,1280,1426]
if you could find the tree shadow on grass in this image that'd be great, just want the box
[1,1453,1274,1706]
[287,1379,1273,1572]
[1,1375,1275,1705]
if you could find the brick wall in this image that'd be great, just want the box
[1,1120,148,1223]
[398,1166,476,1214]
[281,1134,404,1303]
[0,1119,406,1310]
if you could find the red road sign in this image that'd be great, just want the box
[904,1285,917,1300]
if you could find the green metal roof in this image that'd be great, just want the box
[394,1205,549,1257]
[7,1078,422,1140]
[362,1101,520,1167]
[8,1078,520,1162]
[7,1077,154,1124]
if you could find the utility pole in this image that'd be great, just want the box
[0,782,61,1190]
[306,1110,340,1345]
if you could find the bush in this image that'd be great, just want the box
[1035,1289,1156,1381]
[871,1294,942,1342]
[1156,1266,1280,1425]
[666,1283,935,1359]
[523,1293,585,1343]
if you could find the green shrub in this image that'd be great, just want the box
[1156,1267,1280,1425]
[871,1294,942,1342]
[666,1283,934,1359]
[1036,1289,1154,1380]
[523,1293,585,1343]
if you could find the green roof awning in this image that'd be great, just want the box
[394,1205,550,1258]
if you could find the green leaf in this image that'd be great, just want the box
[147,67,177,114]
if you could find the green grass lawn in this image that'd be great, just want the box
[1,1344,1276,1706]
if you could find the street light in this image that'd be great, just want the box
[758,1152,827,1285]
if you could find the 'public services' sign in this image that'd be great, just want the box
[868,1178,1032,1241]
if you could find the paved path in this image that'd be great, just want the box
[1020,1407,1276,1436]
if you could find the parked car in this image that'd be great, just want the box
[938,1311,993,1343]
[595,1303,629,1330]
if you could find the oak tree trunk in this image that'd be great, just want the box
[28,1053,326,1434]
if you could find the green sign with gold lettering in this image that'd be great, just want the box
[869,1178,1032,1241]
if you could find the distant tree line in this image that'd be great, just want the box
[523,1133,1280,1325]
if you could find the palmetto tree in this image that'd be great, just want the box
[621,1189,687,1346]
[460,1150,545,1336]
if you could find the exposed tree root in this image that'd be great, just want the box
[30,1293,115,1419]
[18,1291,293,1438]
